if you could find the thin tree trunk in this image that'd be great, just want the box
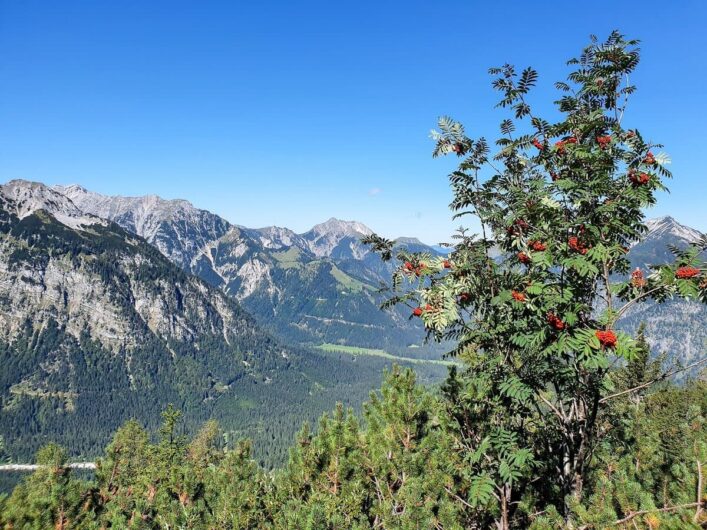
[496,484,511,530]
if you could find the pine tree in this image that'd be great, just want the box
[93,419,152,527]
[204,439,266,529]
[363,366,463,529]
[0,444,95,529]
[270,403,369,529]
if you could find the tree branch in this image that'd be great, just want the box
[536,391,567,425]
[613,286,665,323]
[613,501,703,526]
[696,459,704,524]
[599,357,707,404]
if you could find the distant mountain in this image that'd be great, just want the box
[618,216,706,371]
[301,217,374,258]
[51,183,707,366]
[0,180,420,466]
[628,216,704,270]
[52,183,444,356]
[430,244,453,255]
[56,184,232,269]
[38,180,707,369]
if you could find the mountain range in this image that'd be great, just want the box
[53,183,707,364]
[0,180,446,467]
[54,183,442,356]
[0,179,704,467]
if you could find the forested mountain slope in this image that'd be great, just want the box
[0,181,427,467]
[55,183,444,356]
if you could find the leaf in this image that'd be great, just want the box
[468,475,495,507]
[655,152,671,165]
[518,67,539,93]
[500,119,515,135]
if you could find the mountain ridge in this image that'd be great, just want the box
[6,179,705,363]
[41,180,444,354]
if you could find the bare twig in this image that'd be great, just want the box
[599,357,707,404]
[613,502,702,525]
[613,286,664,323]
[445,486,474,510]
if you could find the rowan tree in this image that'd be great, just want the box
[364,31,707,528]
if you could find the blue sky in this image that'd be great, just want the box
[1,1,705,244]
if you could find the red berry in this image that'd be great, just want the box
[404,261,414,271]
[676,266,700,279]
[568,236,588,255]
[595,330,618,348]
[547,312,566,331]
[631,268,646,288]
[532,138,544,150]
[629,170,650,186]
[508,219,529,236]
[511,290,526,302]
[412,307,423,317]
[443,260,452,269]
[451,142,465,156]
[530,240,547,252]
[517,252,531,265]
[596,135,612,149]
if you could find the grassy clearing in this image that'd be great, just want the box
[315,343,456,366]
[329,264,368,293]
[272,247,304,269]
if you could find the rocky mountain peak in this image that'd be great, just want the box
[52,184,233,267]
[307,217,374,238]
[250,225,304,250]
[644,216,703,243]
[302,218,374,258]
[395,236,424,245]
[59,183,89,195]
[54,185,203,227]
[0,179,106,230]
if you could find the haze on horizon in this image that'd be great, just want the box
[1,0,706,244]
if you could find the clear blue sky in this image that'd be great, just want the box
[1,1,705,244]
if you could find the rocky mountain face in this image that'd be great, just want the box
[56,184,232,269]
[0,181,399,465]
[628,216,704,270]
[619,216,706,371]
[51,183,441,355]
